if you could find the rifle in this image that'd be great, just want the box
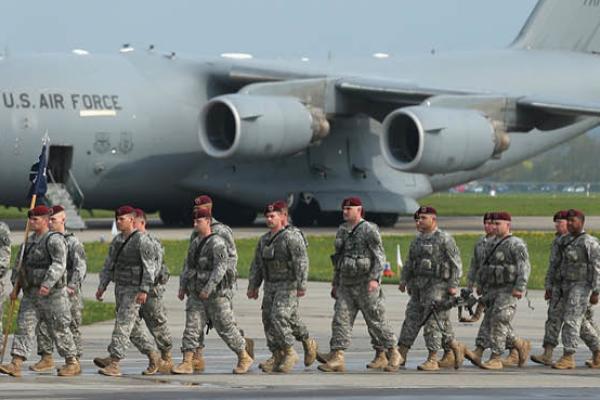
[455,288,480,322]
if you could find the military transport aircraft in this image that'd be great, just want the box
[0,0,598,227]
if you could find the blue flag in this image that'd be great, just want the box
[27,134,50,199]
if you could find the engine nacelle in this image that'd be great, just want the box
[199,94,329,159]
[381,106,497,174]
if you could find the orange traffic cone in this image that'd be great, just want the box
[383,262,395,277]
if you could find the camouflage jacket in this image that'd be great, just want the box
[0,222,10,279]
[63,232,87,290]
[98,230,156,293]
[468,235,492,287]
[248,226,309,291]
[478,235,530,293]
[555,231,600,292]
[148,232,170,287]
[180,233,231,296]
[332,219,385,287]
[544,233,565,291]
[401,229,462,290]
[190,218,238,263]
[13,230,67,290]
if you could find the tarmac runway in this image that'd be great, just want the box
[1,276,600,398]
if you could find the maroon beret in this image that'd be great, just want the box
[494,211,512,221]
[342,196,362,208]
[483,212,494,221]
[28,205,52,217]
[115,205,135,218]
[553,210,568,222]
[263,202,286,215]
[51,205,65,215]
[193,207,212,219]
[271,200,289,212]
[415,206,437,216]
[194,195,213,208]
[567,209,585,220]
[134,208,146,219]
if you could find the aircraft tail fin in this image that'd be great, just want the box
[512,0,600,53]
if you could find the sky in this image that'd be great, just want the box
[0,0,538,59]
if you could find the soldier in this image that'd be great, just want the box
[317,197,401,373]
[552,209,600,369]
[94,205,160,376]
[133,208,174,374]
[173,207,252,374]
[29,205,87,373]
[398,206,466,371]
[0,220,10,338]
[0,205,80,377]
[475,211,531,370]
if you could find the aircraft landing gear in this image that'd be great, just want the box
[367,212,399,227]
[159,207,190,227]
[212,200,256,226]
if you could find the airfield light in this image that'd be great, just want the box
[220,53,253,60]
[120,44,134,53]
[72,49,89,55]
[373,53,390,59]
[301,57,310,62]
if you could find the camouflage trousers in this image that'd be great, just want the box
[0,280,6,336]
[560,283,600,353]
[181,290,245,353]
[140,285,173,354]
[262,287,299,351]
[398,283,454,352]
[108,285,157,359]
[330,283,396,351]
[543,286,599,351]
[482,288,517,355]
[11,288,77,360]
[36,288,83,357]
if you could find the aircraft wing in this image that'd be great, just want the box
[517,96,600,117]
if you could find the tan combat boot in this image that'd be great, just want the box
[259,352,277,373]
[29,353,55,373]
[481,353,503,370]
[317,350,345,373]
[531,345,554,366]
[142,351,161,375]
[398,344,409,366]
[367,349,388,369]
[93,355,112,368]
[449,340,466,369]
[158,350,174,374]
[383,347,403,372]
[0,356,25,377]
[275,346,299,373]
[57,357,81,376]
[417,351,440,371]
[552,352,576,370]
[98,357,121,377]
[464,346,484,367]
[501,348,519,367]
[233,349,253,374]
[192,347,205,372]
[437,350,455,368]
[302,338,318,366]
[316,350,333,364]
[513,338,531,367]
[245,338,255,360]
[171,351,194,374]
[586,350,600,368]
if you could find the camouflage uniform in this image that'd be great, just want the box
[478,235,530,355]
[0,222,11,336]
[284,225,311,343]
[472,235,494,349]
[98,230,157,360]
[399,229,462,352]
[555,232,600,354]
[328,220,396,351]
[248,226,309,352]
[180,233,245,353]
[140,233,173,355]
[9,231,77,360]
[36,232,87,358]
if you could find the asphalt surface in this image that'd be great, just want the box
[1,277,600,398]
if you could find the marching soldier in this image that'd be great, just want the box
[94,205,160,376]
[474,211,531,370]
[398,206,466,371]
[552,209,600,369]
[133,208,174,373]
[30,205,87,373]
[317,197,401,373]
[0,221,10,338]
[0,206,80,377]
[174,207,252,374]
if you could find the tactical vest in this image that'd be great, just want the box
[481,237,518,287]
[338,222,372,283]
[261,229,293,283]
[113,232,144,287]
[64,233,76,283]
[559,235,590,283]
[24,232,65,288]
[187,234,233,292]
[413,232,451,281]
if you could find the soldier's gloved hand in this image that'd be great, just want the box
[67,287,76,296]
[135,292,148,305]
[199,291,209,300]
[398,283,406,293]
[177,289,186,301]
[38,285,50,297]
[247,289,259,300]
[448,287,458,296]
[296,289,306,297]
[367,280,379,293]
[330,287,337,299]
[512,289,523,299]
[590,292,599,305]
[95,288,105,302]
[544,289,552,301]
[476,287,482,296]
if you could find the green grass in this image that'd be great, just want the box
[420,193,600,216]
[2,299,114,334]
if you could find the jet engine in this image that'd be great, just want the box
[199,94,329,159]
[380,106,504,175]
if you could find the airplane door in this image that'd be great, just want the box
[48,145,73,184]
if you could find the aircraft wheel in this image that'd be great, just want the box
[212,202,256,226]
[316,211,343,227]
[368,212,399,227]
[291,198,320,227]
[159,207,189,227]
